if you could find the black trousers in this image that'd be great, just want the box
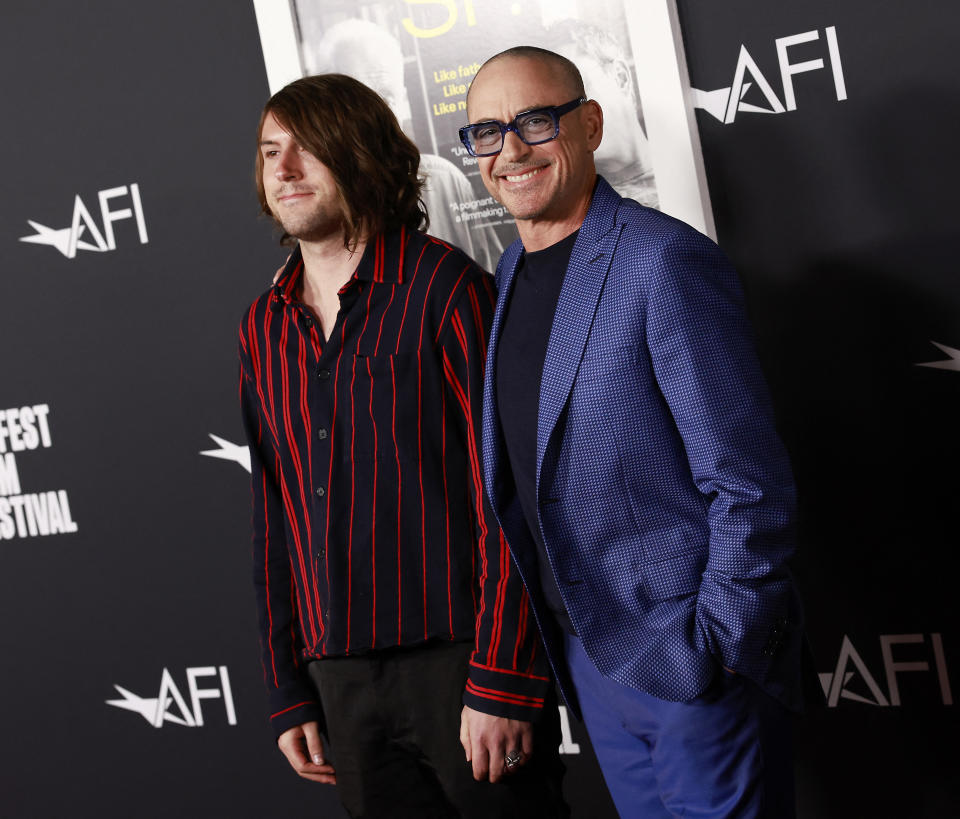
[308,640,568,819]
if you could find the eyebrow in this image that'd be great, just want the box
[471,103,553,123]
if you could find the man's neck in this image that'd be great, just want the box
[299,234,365,293]
[297,234,367,341]
[518,218,585,253]
[516,178,594,252]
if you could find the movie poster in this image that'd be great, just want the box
[255,0,713,268]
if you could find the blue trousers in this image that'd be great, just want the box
[564,633,795,818]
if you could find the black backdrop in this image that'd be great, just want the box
[0,2,956,817]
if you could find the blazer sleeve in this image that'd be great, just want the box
[642,228,798,677]
[437,273,553,721]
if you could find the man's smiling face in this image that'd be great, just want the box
[466,55,602,241]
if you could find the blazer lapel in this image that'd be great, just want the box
[536,178,624,487]
[481,240,524,510]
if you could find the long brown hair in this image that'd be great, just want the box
[256,74,428,247]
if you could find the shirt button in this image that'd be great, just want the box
[303,315,314,328]
[318,368,331,380]
[315,486,325,498]
[318,428,328,440]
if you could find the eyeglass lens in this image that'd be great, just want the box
[469,108,558,154]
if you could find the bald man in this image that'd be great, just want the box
[461,46,803,817]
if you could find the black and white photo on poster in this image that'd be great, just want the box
[254,0,715,261]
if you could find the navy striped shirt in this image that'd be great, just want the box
[239,227,550,736]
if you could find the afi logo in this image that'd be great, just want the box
[820,633,952,708]
[106,665,237,727]
[693,26,846,124]
[20,183,148,258]
[200,433,251,472]
[916,340,960,372]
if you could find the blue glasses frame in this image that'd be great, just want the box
[458,97,588,157]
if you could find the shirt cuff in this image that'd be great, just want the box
[462,659,551,722]
[267,678,325,739]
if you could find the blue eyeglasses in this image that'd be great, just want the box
[458,97,588,157]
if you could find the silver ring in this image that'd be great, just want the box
[504,749,523,768]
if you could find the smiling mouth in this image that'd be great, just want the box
[502,167,546,183]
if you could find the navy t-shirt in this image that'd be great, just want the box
[496,230,579,634]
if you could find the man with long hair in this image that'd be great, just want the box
[239,74,566,817]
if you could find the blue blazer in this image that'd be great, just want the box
[481,177,803,715]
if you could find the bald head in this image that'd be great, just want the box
[467,46,585,108]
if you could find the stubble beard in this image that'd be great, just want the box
[486,162,554,223]
[494,184,554,223]
[272,201,343,244]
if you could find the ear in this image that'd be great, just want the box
[583,100,604,152]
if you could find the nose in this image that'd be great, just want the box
[498,129,530,162]
[274,146,302,181]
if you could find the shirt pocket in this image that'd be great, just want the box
[350,351,419,462]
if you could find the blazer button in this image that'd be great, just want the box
[318,368,331,380]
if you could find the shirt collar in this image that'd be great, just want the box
[271,227,410,308]
[271,244,304,307]
[355,227,408,284]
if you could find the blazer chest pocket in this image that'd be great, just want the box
[576,344,642,383]
[638,550,706,601]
